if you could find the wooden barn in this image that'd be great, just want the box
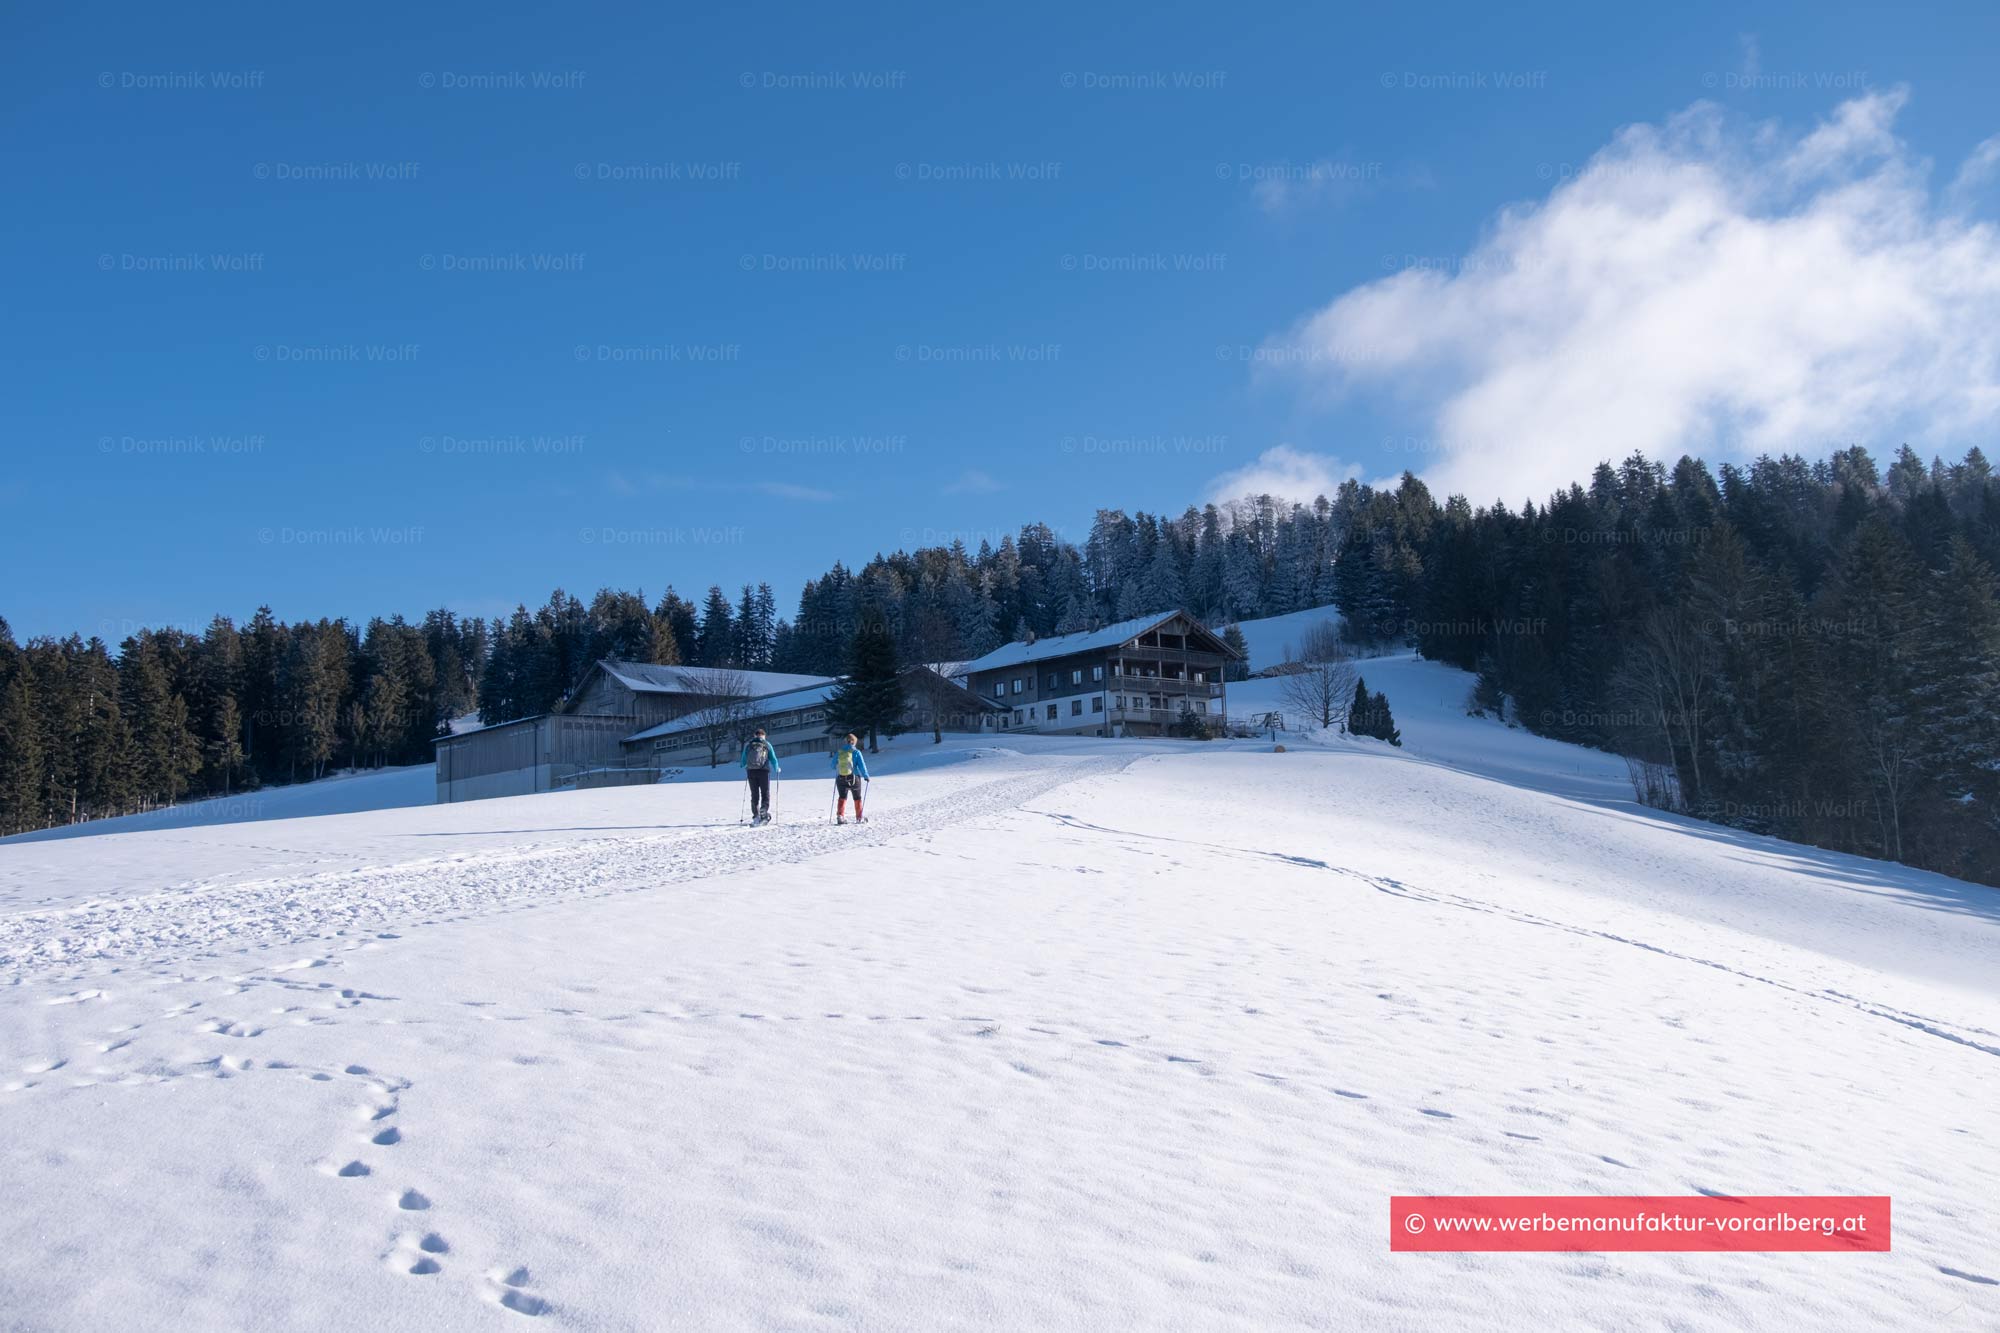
[433,660,832,803]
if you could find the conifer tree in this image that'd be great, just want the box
[1220,625,1250,681]
[956,582,1002,660]
[649,611,682,666]
[696,586,736,668]
[121,632,201,807]
[0,620,41,835]
[654,589,700,666]
[828,615,904,752]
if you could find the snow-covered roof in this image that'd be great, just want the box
[433,713,545,743]
[595,660,832,697]
[957,610,1236,675]
[623,679,843,743]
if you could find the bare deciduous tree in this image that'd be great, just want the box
[1296,619,1345,664]
[1609,608,1716,804]
[1278,623,1359,731]
[680,668,755,767]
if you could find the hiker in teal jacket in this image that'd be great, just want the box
[737,728,781,822]
[830,733,868,823]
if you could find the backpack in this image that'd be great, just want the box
[747,740,770,769]
[836,748,854,776]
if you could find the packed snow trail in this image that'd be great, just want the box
[0,752,1128,976]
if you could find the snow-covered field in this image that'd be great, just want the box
[3,634,1997,1329]
[0,763,436,846]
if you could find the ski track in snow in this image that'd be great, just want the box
[1034,810,2000,1063]
[0,755,1129,978]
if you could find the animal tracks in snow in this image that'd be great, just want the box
[12,961,547,1312]
[386,1230,450,1277]
[491,1266,552,1317]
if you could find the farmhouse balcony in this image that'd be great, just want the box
[1109,674,1224,697]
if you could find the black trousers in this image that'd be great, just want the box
[747,768,771,815]
[835,774,862,803]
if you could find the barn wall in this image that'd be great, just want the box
[434,713,641,803]
[565,670,691,728]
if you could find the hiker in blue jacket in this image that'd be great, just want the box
[737,727,781,823]
[830,732,869,824]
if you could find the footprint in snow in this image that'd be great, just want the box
[491,1267,550,1317]
[371,1127,402,1146]
[47,990,106,1006]
[21,1058,66,1075]
[1599,1155,1631,1168]
[397,1189,431,1211]
[391,1231,449,1276]
[1333,1089,1369,1100]
[1419,1109,1455,1119]
[1939,1267,1999,1285]
[337,1161,371,1178]
[202,1021,264,1039]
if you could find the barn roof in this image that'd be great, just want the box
[956,610,1239,675]
[622,665,1003,744]
[622,678,841,743]
[584,660,833,699]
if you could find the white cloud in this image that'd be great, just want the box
[942,468,1003,495]
[1948,133,2000,211]
[1206,444,1360,504]
[1247,154,1431,216]
[753,481,835,502]
[1260,89,2000,503]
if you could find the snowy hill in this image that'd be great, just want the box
[1225,607,1629,801]
[2,654,1997,1328]
[0,763,435,847]
[1227,603,1349,672]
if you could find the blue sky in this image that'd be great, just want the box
[7,1,2000,640]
